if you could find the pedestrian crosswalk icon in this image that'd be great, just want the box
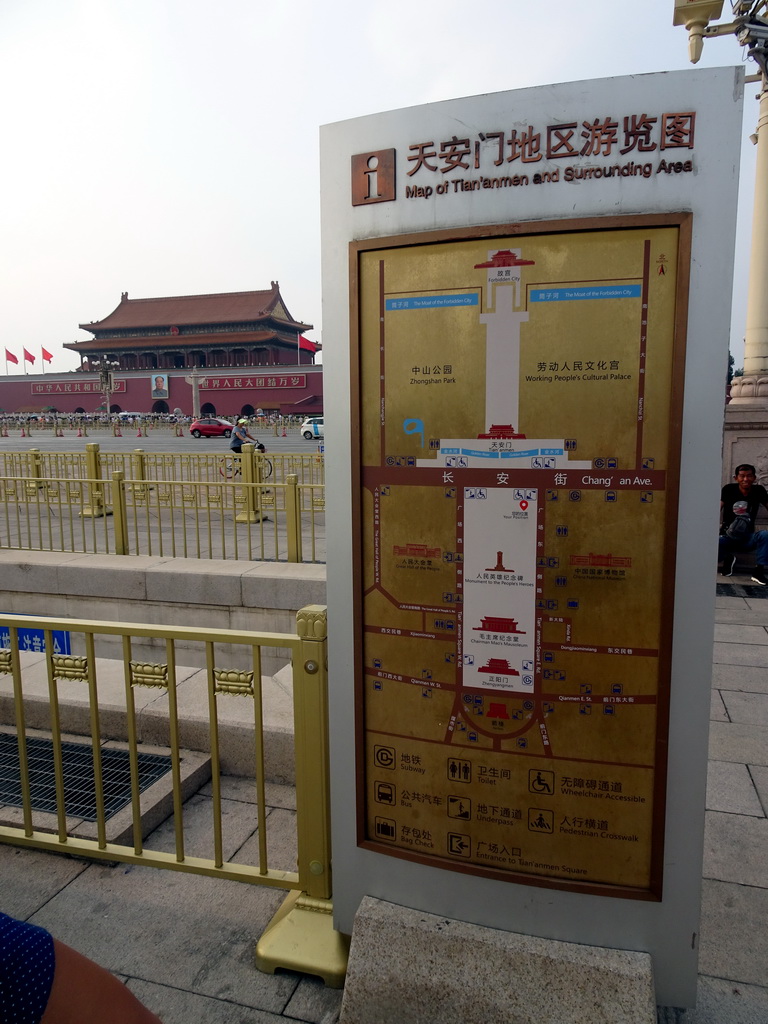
[528,808,554,833]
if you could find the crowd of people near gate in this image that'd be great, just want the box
[0,413,308,433]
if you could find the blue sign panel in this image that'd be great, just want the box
[530,285,641,302]
[0,624,72,655]
[386,293,479,311]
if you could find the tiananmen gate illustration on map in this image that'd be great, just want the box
[353,219,689,898]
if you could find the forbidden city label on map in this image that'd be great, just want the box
[353,216,690,899]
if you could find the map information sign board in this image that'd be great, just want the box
[354,216,689,899]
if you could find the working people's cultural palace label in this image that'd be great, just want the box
[354,219,687,898]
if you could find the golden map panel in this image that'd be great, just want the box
[356,223,682,897]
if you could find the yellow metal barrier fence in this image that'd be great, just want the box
[0,467,325,562]
[0,445,325,495]
[0,607,347,984]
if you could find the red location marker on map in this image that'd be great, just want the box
[519,500,528,510]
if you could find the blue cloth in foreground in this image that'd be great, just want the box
[0,912,55,1024]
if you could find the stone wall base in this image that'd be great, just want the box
[0,550,326,676]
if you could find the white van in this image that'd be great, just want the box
[300,416,324,440]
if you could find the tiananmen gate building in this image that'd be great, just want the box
[0,284,322,417]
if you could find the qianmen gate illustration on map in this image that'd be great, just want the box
[352,215,691,899]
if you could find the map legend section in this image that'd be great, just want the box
[355,222,686,898]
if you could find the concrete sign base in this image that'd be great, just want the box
[339,896,656,1024]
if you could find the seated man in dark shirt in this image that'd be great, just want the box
[719,463,768,585]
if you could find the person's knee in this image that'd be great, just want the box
[754,529,768,559]
[41,940,162,1024]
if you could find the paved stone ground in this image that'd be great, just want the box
[3,579,767,1023]
[2,778,344,1024]
[685,577,768,1024]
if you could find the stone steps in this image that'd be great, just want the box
[0,650,296,782]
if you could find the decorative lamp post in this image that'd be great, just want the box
[674,0,768,404]
[93,357,120,416]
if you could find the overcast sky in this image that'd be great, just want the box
[0,0,758,373]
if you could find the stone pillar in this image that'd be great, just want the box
[724,83,768,489]
[741,84,768,386]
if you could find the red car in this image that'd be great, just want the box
[190,417,233,438]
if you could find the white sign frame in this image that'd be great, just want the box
[320,67,744,1007]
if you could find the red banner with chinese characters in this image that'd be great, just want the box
[199,374,307,390]
[32,380,126,395]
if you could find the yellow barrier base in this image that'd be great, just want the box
[80,506,114,518]
[235,511,266,523]
[255,890,350,988]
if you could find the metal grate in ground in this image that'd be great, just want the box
[0,734,172,821]
[716,582,768,599]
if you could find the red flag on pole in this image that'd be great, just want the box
[5,349,18,365]
[23,348,35,364]
[42,347,53,363]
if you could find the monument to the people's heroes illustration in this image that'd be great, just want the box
[321,68,743,1013]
